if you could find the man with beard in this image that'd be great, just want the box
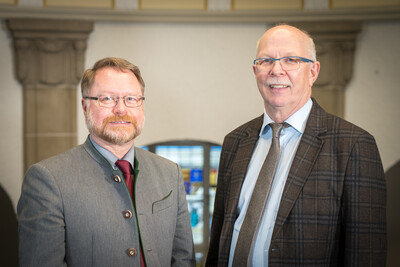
[18,57,196,267]
[206,25,386,266]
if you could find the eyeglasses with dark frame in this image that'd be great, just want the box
[253,56,314,71]
[83,95,145,108]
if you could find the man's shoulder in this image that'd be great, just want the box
[37,144,84,164]
[310,100,374,139]
[29,144,90,174]
[23,143,96,185]
[225,115,264,139]
[218,115,263,155]
[135,147,178,168]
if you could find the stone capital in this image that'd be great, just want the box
[8,19,93,87]
[292,21,362,117]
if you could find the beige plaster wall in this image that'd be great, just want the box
[1,20,399,212]
[345,21,400,171]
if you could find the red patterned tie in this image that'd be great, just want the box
[116,160,134,197]
[115,159,146,267]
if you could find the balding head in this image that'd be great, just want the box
[257,25,317,61]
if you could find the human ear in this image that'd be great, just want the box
[81,98,87,113]
[253,65,257,75]
[309,61,320,87]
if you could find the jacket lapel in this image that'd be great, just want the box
[272,100,327,240]
[225,116,263,220]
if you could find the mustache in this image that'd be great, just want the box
[103,115,136,125]
[266,78,292,87]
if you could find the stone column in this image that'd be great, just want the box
[8,19,93,171]
[292,21,362,118]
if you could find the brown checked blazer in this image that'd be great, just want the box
[206,99,387,267]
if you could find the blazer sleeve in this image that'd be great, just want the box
[171,164,196,267]
[341,132,387,266]
[17,163,67,266]
[206,133,239,266]
[206,147,228,266]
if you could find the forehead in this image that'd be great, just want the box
[91,67,142,95]
[257,27,310,57]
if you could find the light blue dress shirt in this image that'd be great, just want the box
[89,136,135,169]
[228,98,312,267]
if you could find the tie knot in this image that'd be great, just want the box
[270,123,288,139]
[115,160,132,176]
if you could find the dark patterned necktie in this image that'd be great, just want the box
[232,123,287,266]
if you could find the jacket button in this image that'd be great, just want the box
[123,210,133,219]
[270,246,280,254]
[127,248,137,257]
[114,175,122,183]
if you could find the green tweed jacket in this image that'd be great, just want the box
[18,138,196,266]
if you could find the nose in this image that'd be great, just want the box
[112,97,127,115]
[269,59,285,75]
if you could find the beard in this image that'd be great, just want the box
[86,109,143,145]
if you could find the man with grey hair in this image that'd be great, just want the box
[206,25,386,266]
[18,57,196,266]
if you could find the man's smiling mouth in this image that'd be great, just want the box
[269,84,290,89]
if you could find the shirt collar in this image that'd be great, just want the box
[260,98,312,136]
[89,135,135,169]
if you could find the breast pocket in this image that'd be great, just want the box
[151,190,173,214]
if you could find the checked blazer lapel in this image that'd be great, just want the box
[271,100,327,241]
[207,115,263,265]
[225,116,262,223]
